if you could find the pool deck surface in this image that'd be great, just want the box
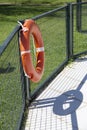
[24,55,87,130]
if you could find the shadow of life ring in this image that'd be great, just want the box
[53,90,83,115]
[20,19,45,83]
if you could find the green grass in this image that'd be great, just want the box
[73,5,87,54]
[0,33,23,130]
[0,5,60,44]
[0,0,77,44]
[0,0,75,4]
[0,1,87,130]
[30,10,67,92]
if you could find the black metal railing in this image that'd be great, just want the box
[26,2,87,102]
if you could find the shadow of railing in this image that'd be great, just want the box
[53,90,83,130]
[53,74,87,130]
[29,74,87,130]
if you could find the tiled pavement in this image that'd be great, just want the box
[24,55,87,130]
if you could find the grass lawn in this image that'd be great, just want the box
[30,9,67,92]
[0,5,61,44]
[0,1,87,130]
[0,0,75,4]
[0,0,77,44]
[0,33,23,130]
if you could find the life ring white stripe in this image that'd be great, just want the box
[36,47,44,52]
[21,47,44,55]
[21,50,31,55]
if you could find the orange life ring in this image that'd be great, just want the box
[20,19,45,83]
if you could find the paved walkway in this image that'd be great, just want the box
[24,55,87,130]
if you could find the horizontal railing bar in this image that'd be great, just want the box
[72,1,87,6]
[73,51,87,59]
[32,5,67,20]
[20,5,67,23]
[0,25,20,55]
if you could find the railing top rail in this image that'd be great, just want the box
[72,1,87,6]
[32,5,67,20]
[0,25,20,55]
[20,5,67,23]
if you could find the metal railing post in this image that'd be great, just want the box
[76,0,82,31]
[66,3,73,60]
[25,76,31,102]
